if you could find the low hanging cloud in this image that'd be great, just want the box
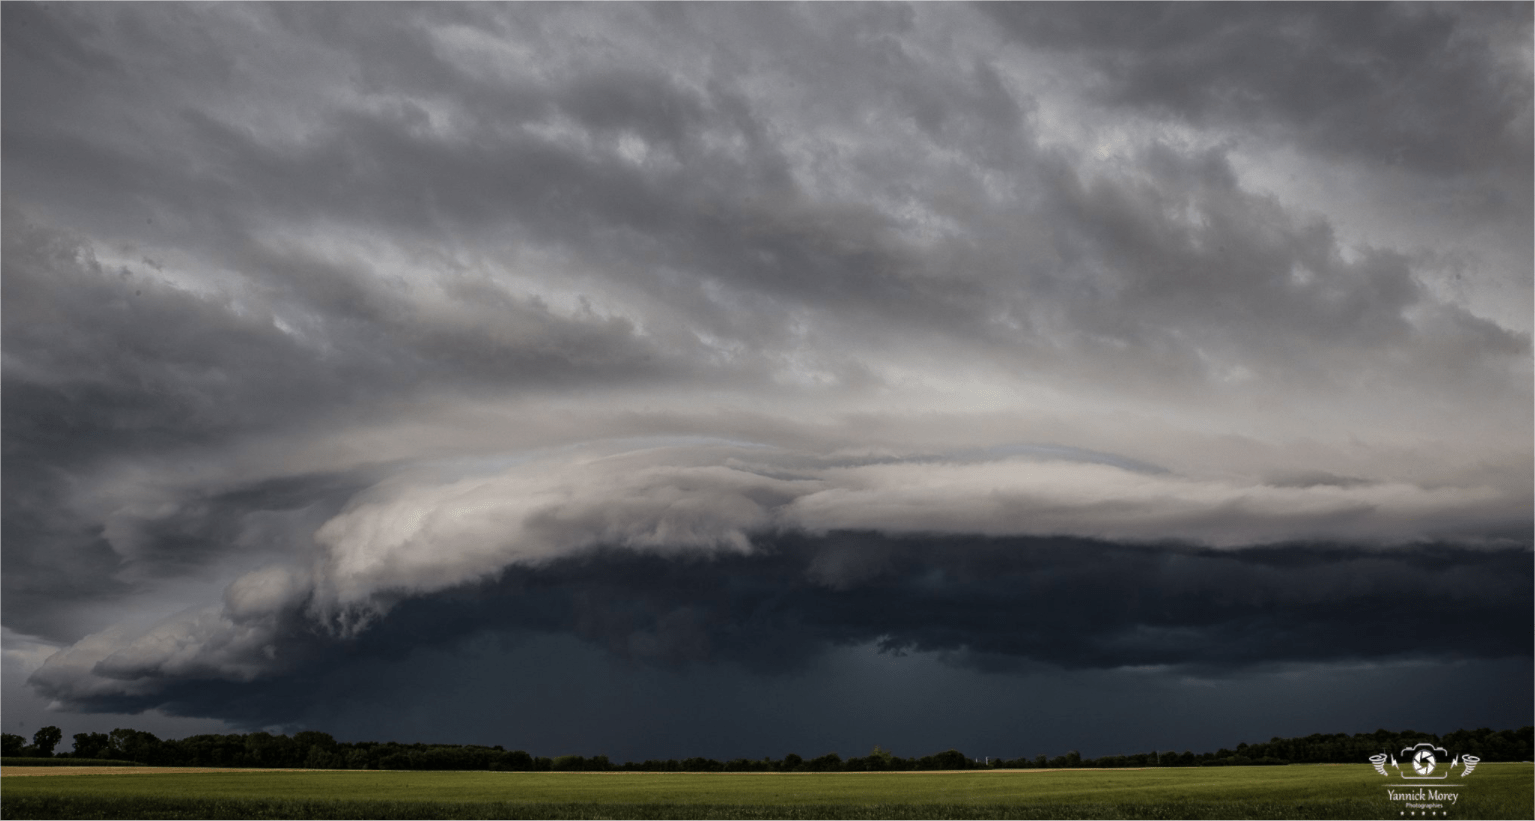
[26,438,1532,711]
[29,528,1533,722]
[5,3,1530,735]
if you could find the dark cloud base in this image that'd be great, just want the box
[306,637,1533,763]
[50,534,1532,731]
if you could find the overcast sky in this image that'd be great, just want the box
[3,2,1531,762]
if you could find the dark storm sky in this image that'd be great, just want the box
[3,2,1531,761]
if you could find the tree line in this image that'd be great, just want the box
[2,725,1529,772]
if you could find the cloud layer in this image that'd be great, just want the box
[3,3,1529,747]
[29,533,1534,721]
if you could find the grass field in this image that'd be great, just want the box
[3,763,1530,819]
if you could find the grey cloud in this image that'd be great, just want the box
[1028,143,1530,397]
[983,3,1533,179]
[0,204,692,506]
[30,534,1532,723]
[4,2,1529,752]
[22,437,1530,708]
[5,3,1525,406]
[1264,471,1371,489]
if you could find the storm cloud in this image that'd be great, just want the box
[29,535,1533,721]
[3,3,1529,757]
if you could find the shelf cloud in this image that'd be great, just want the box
[4,2,1529,755]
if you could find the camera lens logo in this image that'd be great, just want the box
[1369,743,1479,780]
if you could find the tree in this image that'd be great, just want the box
[109,728,164,764]
[243,732,298,767]
[32,726,62,758]
[293,731,337,751]
[928,749,969,770]
[805,752,842,772]
[73,732,111,759]
[303,745,346,770]
[1,733,25,756]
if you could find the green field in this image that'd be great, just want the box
[3,763,1531,819]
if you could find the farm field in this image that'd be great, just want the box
[2,763,1531,819]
